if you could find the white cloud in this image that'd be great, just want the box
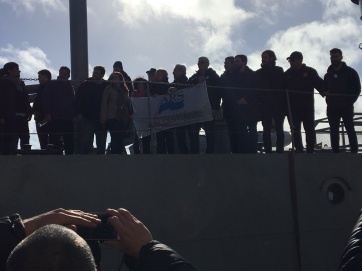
[0,44,56,80]
[112,0,254,58]
[0,0,65,13]
[256,0,362,120]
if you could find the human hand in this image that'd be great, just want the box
[105,208,153,258]
[23,208,101,236]
[198,76,206,83]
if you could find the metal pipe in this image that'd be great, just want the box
[69,0,89,84]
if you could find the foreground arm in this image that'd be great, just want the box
[339,211,362,271]
[106,208,197,271]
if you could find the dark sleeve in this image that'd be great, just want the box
[0,214,26,271]
[339,211,362,271]
[126,240,197,271]
[208,73,221,111]
[187,74,199,86]
[42,82,52,116]
[348,68,361,103]
[310,68,325,94]
[0,81,5,119]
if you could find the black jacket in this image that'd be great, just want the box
[255,65,287,115]
[225,66,260,122]
[188,68,221,111]
[285,64,325,111]
[0,76,31,119]
[172,75,189,90]
[324,62,361,108]
[75,78,108,120]
[0,214,26,271]
[125,241,197,271]
[150,80,170,96]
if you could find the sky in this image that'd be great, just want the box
[1,0,362,149]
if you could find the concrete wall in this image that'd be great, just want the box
[0,154,361,271]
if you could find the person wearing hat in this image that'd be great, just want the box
[285,51,325,153]
[324,48,361,153]
[146,68,157,82]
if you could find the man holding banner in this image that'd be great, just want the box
[188,57,221,154]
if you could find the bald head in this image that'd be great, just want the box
[7,224,96,271]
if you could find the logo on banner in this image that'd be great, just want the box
[157,91,184,115]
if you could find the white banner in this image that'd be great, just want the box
[131,81,212,138]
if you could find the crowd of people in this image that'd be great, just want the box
[0,48,360,155]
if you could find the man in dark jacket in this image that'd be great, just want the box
[43,66,75,155]
[171,64,200,154]
[285,51,325,153]
[256,50,287,153]
[75,66,108,154]
[188,57,221,154]
[227,54,260,154]
[0,62,31,155]
[32,69,52,149]
[324,48,361,153]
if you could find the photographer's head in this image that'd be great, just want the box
[7,224,97,271]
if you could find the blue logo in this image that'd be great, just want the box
[157,91,184,115]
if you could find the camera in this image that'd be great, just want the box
[77,213,117,241]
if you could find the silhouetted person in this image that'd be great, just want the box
[285,51,325,153]
[0,62,31,155]
[132,77,151,154]
[256,50,287,153]
[324,48,360,153]
[100,72,130,154]
[188,57,221,154]
[32,69,52,149]
[43,66,75,155]
[152,69,175,154]
[75,66,108,154]
[171,64,200,154]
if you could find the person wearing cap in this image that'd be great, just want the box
[324,48,361,153]
[255,50,287,153]
[285,51,325,153]
[146,68,157,82]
